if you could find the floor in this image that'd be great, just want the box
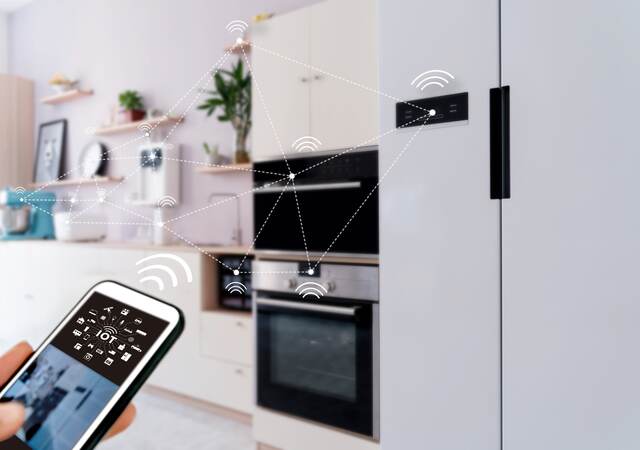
[99,388,255,450]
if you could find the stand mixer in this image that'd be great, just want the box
[0,189,56,240]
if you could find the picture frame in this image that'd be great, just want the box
[34,119,67,183]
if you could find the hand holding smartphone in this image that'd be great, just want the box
[0,281,184,450]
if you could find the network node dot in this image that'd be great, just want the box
[155,221,164,228]
[145,132,150,137]
[429,109,436,117]
[289,173,296,180]
[307,269,314,275]
[233,270,240,276]
[236,37,244,45]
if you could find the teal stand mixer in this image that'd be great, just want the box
[0,188,56,240]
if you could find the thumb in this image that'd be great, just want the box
[0,403,25,441]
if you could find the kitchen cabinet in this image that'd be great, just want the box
[251,7,310,160]
[251,0,378,160]
[200,311,252,366]
[0,75,34,187]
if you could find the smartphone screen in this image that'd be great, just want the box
[0,290,170,450]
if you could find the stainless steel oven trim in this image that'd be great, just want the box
[255,181,362,194]
[252,145,378,163]
[256,298,358,316]
[253,249,379,259]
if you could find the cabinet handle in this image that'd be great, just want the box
[300,76,310,83]
[235,368,245,375]
[313,74,323,81]
[235,321,244,328]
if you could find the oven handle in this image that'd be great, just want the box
[256,298,358,316]
[255,181,362,194]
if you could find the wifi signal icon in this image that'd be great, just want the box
[411,69,455,90]
[295,282,328,300]
[13,186,26,195]
[137,122,153,137]
[225,281,247,295]
[136,253,193,291]
[102,326,117,335]
[292,136,322,153]
[157,195,177,208]
[226,20,248,34]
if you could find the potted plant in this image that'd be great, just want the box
[118,90,146,123]
[198,59,251,163]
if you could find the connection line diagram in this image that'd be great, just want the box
[21,22,436,277]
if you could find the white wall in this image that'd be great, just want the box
[0,12,7,72]
[7,0,317,244]
[378,0,501,448]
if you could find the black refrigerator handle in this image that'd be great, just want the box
[490,86,511,199]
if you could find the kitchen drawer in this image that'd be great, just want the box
[205,358,253,413]
[200,311,252,366]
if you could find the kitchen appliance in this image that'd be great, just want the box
[128,142,180,207]
[253,260,379,439]
[0,189,56,240]
[252,147,378,256]
[53,211,107,242]
[218,255,253,311]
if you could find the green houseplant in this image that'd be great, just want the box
[198,59,251,163]
[118,90,146,122]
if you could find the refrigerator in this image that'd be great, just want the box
[378,0,640,449]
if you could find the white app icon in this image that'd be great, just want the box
[76,318,85,325]
[121,308,130,316]
[117,344,126,351]
[95,348,104,355]
[104,307,114,313]
[134,318,142,325]
[104,358,114,366]
[121,352,132,362]
[84,353,93,361]
[74,343,83,351]
[73,329,82,337]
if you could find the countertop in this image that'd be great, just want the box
[0,240,380,264]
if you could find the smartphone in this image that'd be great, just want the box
[0,281,184,450]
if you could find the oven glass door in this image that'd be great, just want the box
[257,297,375,437]
[253,182,379,255]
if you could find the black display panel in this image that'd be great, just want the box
[396,92,469,128]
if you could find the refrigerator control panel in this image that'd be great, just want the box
[396,92,468,128]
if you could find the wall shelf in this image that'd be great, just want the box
[92,116,183,136]
[41,89,94,105]
[225,40,252,54]
[28,176,124,189]
[195,163,253,174]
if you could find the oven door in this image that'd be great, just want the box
[256,296,377,438]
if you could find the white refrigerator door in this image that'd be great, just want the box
[379,0,501,449]
[502,1,640,449]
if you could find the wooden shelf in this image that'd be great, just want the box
[195,163,253,174]
[92,116,183,136]
[41,89,93,105]
[225,40,251,54]
[29,176,124,189]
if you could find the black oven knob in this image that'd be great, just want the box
[327,281,337,293]
[284,278,297,289]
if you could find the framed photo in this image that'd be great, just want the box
[34,119,67,183]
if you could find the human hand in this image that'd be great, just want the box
[0,342,136,442]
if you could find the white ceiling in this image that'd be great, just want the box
[0,0,32,12]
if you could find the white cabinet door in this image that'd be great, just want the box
[502,2,640,449]
[251,8,311,160]
[309,0,379,152]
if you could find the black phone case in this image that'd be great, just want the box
[0,280,185,450]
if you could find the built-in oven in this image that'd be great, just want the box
[252,147,378,256]
[253,260,379,440]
